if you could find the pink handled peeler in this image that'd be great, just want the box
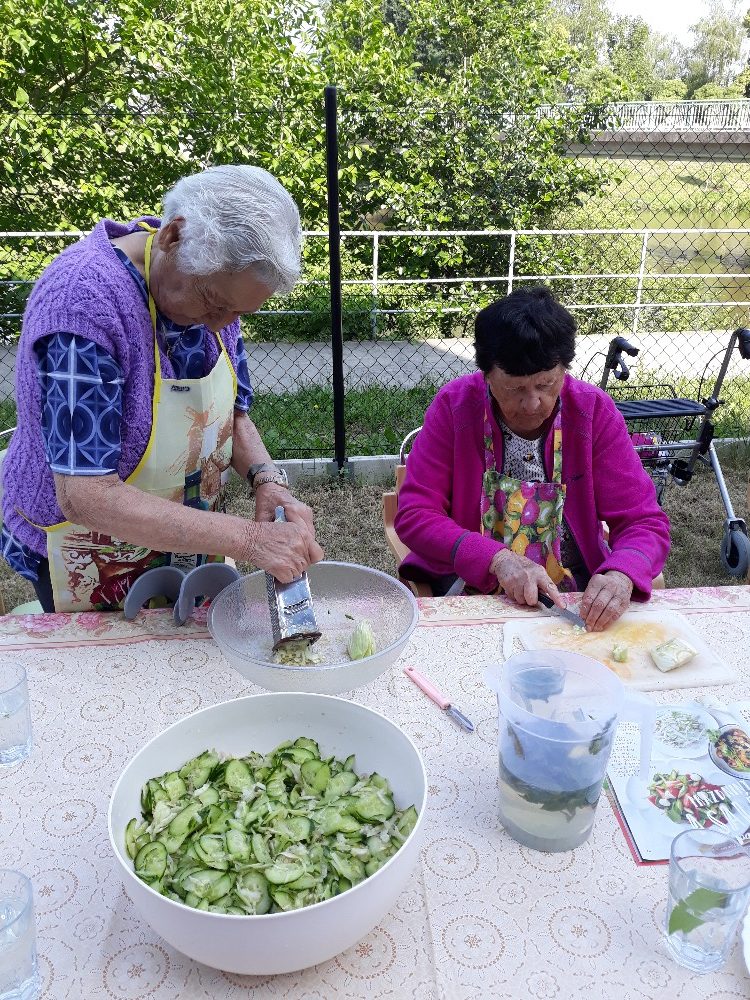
[403,665,474,733]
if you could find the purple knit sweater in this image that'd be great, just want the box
[394,371,671,597]
[2,218,240,555]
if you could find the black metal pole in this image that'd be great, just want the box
[325,84,346,471]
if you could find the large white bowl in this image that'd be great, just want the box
[207,561,419,694]
[108,693,427,974]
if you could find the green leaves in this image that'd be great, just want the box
[668,887,729,935]
[0,0,603,338]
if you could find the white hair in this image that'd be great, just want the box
[161,165,302,294]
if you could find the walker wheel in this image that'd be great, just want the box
[720,528,750,578]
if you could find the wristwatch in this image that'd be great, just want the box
[247,462,288,491]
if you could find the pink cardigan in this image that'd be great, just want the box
[395,371,670,596]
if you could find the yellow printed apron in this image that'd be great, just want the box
[480,398,575,592]
[42,227,237,612]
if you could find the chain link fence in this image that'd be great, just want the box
[2,96,750,457]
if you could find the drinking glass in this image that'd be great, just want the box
[0,664,31,766]
[665,827,750,973]
[0,871,39,1000]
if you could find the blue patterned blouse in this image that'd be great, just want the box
[1,247,254,581]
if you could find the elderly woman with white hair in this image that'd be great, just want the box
[1,164,323,612]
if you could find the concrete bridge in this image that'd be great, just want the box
[538,100,750,161]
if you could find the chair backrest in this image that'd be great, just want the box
[395,427,421,496]
[382,428,435,596]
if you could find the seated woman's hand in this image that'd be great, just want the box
[580,570,633,632]
[246,519,324,583]
[489,549,563,608]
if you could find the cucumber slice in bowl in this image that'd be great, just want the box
[124,737,417,917]
[108,692,427,976]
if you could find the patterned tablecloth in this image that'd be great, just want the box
[1,586,750,999]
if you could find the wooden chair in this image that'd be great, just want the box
[383,430,432,597]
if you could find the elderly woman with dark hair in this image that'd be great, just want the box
[1,164,323,612]
[395,286,670,631]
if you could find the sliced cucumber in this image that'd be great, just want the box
[350,790,395,822]
[179,750,220,791]
[330,851,366,884]
[224,759,254,795]
[225,829,251,862]
[162,771,187,802]
[168,802,202,839]
[125,818,146,860]
[301,759,330,793]
[264,860,306,885]
[276,817,312,842]
[325,770,358,800]
[193,834,229,870]
[127,738,418,915]
[397,805,418,838]
[134,841,167,882]
[235,871,271,915]
[182,868,233,903]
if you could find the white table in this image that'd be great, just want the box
[1,586,749,998]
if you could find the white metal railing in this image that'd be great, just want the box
[2,228,750,339]
[537,100,750,133]
[330,228,750,338]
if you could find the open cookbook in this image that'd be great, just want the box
[606,701,750,864]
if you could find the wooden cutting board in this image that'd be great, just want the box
[502,609,736,691]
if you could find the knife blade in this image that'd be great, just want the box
[403,665,475,733]
[537,592,587,630]
[445,704,475,732]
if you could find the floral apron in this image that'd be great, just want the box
[37,225,237,612]
[480,393,575,592]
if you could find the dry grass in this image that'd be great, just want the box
[1,450,748,612]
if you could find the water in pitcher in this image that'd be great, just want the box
[485,654,645,853]
[497,707,615,852]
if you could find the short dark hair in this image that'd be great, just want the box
[474,286,576,377]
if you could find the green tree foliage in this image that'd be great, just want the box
[0,0,325,230]
[552,1,688,101]
[0,0,610,336]
[683,0,746,96]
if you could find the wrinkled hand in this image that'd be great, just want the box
[580,571,633,631]
[490,549,563,609]
[254,483,314,536]
[249,518,324,583]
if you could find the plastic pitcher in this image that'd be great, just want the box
[484,650,654,853]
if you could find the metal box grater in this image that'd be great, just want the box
[265,506,322,650]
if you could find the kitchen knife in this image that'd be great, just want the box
[403,665,474,733]
[537,592,587,630]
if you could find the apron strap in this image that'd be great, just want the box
[141,225,235,399]
[551,409,563,484]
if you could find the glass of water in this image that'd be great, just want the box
[0,871,39,1000]
[665,827,750,973]
[0,664,31,766]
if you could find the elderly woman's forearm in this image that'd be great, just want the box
[231,411,273,478]
[54,474,259,561]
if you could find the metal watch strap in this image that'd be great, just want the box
[251,468,289,492]
[247,461,276,485]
